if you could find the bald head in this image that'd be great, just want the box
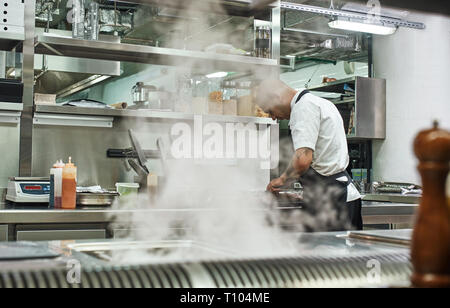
[255,79,297,120]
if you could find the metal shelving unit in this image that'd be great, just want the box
[309,76,356,93]
[34,105,277,125]
[15,0,281,176]
[0,33,25,51]
[34,33,278,73]
[310,76,386,140]
[103,0,276,17]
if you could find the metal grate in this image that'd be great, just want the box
[0,252,411,288]
[201,252,411,287]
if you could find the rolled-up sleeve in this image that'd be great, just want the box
[290,101,320,151]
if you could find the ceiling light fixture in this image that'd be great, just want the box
[328,18,397,35]
[206,72,228,78]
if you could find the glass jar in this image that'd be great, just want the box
[237,81,254,116]
[175,77,193,113]
[207,78,223,115]
[254,26,272,59]
[223,81,237,116]
[72,0,85,39]
[192,76,208,114]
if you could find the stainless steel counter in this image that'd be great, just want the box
[363,193,420,204]
[0,229,413,288]
[0,201,417,224]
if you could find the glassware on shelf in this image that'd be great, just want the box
[85,2,99,40]
[175,77,193,113]
[237,81,255,116]
[254,26,271,59]
[207,78,223,115]
[192,76,208,115]
[72,0,85,39]
[223,81,237,116]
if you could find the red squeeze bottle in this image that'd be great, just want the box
[62,157,77,209]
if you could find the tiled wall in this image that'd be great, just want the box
[373,12,450,184]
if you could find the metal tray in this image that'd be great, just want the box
[76,192,119,206]
[347,229,412,246]
[68,240,237,264]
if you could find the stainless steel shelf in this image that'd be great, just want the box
[0,32,25,51]
[308,77,356,93]
[109,0,273,17]
[34,105,278,125]
[0,202,417,224]
[0,102,23,111]
[34,34,278,73]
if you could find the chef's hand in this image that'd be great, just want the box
[266,175,287,194]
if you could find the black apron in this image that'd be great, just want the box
[294,90,362,231]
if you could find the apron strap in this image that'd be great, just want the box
[295,89,310,104]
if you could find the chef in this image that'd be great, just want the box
[256,79,362,231]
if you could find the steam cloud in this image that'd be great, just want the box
[105,1,348,265]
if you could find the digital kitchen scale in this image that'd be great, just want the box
[6,177,50,203]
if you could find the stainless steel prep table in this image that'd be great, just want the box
[0,230,414,288]
[0,202,417,224]
[0,201,417,241]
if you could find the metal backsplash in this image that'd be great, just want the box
[0,122,20,188]
[31,117,271,190]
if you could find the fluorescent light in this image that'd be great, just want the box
[206,72,228,78]
[328,19,397,35]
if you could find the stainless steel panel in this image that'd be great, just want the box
[355,76,386,139]
[31,115,272,189]
[0,225,7,241]
[0,111,21,124]
[0,51,5,77]
[309,76,386,140]
[16,229,106,241]
[31,116,173,188]
[0,118,20,188]
[271,5,281,67]
[34,55,121,76]
[33,113,114,128]
[18,0,35,176]
[0,102,23,111]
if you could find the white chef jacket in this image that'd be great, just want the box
[289,89,361,202]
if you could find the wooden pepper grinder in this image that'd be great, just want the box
[411,120,450,287]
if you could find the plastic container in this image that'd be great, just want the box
[62,157,77,209]
[49,160,64,209]
[115,183,140,196]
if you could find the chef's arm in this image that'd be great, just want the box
[280,147,313,182]
[267,147,313,193]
